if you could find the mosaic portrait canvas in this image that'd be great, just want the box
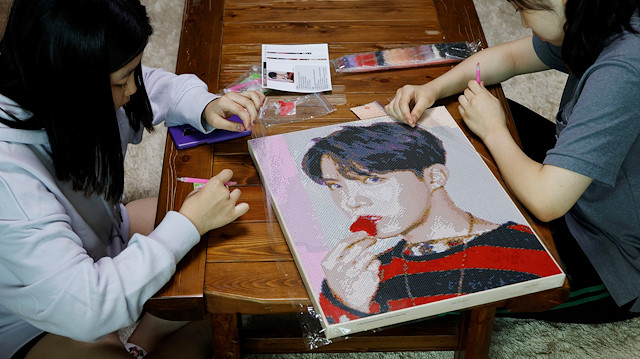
[248,106,565,339]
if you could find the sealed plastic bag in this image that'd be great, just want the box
[257,93,336,127]
[331,41,480,73]
[223,64,269,94]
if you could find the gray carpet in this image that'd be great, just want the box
[2,0,639,357]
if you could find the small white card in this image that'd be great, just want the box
[262,44,332,93]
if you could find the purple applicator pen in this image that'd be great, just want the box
[476,62,481,84]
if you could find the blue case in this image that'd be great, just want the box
[168,115,251,150]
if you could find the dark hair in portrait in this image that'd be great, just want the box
[301,122,446,185]
[0,0,155,203]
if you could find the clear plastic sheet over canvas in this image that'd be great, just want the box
[246,101,565,348]
[247,101,486,349]
[247,127,334,350]
[248,90,345,348]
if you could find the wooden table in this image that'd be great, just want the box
[146,0,570,358]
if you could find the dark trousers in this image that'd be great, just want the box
[498,100,638,323]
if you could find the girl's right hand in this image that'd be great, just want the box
[385,83,438,127]
[178,169,249,236]
[202,90,265,132]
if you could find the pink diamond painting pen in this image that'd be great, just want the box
[476,62,481,84]
[177,176,237,187]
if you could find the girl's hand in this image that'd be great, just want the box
[202,90,265,132]
[458,80,508,141]
[321,232,381,313]
[178,169,249,236]
[385,83,437,127]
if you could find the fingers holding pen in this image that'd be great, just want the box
[178,169,249,235]
[458,80,507,141]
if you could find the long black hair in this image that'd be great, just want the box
[510,0,640,77]
[0,0,154,204]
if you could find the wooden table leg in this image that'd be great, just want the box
[454,306,496,359]
[210,313,241,359]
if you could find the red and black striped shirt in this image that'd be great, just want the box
[320,222,562,323]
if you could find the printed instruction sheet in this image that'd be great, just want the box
[262,44,332,93]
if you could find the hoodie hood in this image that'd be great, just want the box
[0,93,48,146]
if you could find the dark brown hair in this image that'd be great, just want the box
[509,0,640,77]
[562,0,640,77]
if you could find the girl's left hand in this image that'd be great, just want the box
[202,90,265,132]
[457,80,508,141]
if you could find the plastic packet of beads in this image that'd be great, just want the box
[223,64,270,94]
[331,41,481,73]
[257,93,336,127]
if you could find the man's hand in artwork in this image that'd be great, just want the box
[322,232,381,313]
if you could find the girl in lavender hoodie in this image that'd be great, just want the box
[0,0,264,357]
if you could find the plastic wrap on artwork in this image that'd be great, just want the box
[247,102,565,347]
[257,93,336,127]
[331,41,481,73]
[223,64,270,94]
